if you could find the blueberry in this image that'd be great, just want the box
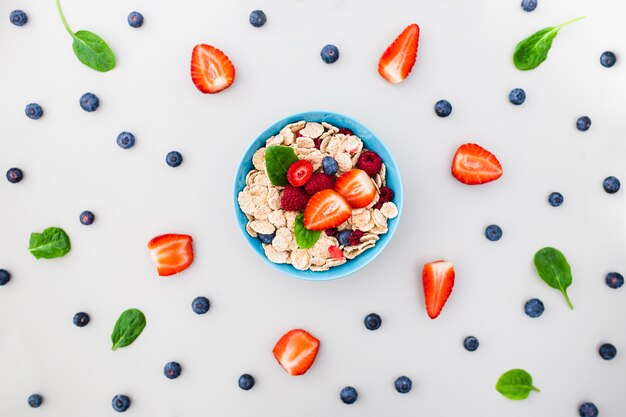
[364,313,382,330]
[463,336,479,352]
[112,394,131,412]
[79,210,95,225]
[600,51,616,68]
[127,11,144,28]
[6,167,23,184]
[603,176,620,194]
[599,343,617,360]
[249,10,266,27]
[25,103,43,120]
[80,93,100,112]
[484,225,502,241]
[434,100,452,117]
[579,402,599,417]
[258,233,275,244]
[548,192,564,207]
[509,88,526,105]
[192,296,210,314]
[238,373,255,390]
[73,312,90,327]
[394,376,412,394]
[576,116,591,131]
[337,230,352,246]
[340,386,358,404]
[27,394,43,408]
[164,361,182,379]
[117,132,135,149]
[166,151,183,167]
[521,0,538,12]
[320,44,340,64]
[322,156,339,176]
[525,298,544,318]
[0,269,10,286]
[605,272,624,289]
[10,10,28,26]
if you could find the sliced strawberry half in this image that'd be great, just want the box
[304,189,352,231]
[328,245,344,261]
[422,260,455,319]
[147,234,194,276]
[191,44,235,94]
[273,329,320,376]
[333,169,377,209]
[378,23,420,84]
[287,160,313,187]
[451,143,503,185]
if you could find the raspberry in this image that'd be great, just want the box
[287,160,313,187]
[356,151,383,177]
[348,230,364,246]
[314,138,322,149]
[304,173,335,195]
[374,187,394,209]
[338,128,353,136]
[325,228,338,237]
[281,185,310,211]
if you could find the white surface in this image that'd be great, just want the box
[1,0,625,416]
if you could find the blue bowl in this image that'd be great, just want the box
[233,111,403,280]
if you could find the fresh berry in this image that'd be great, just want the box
[239,373,255,390]
[605,272,624,289]
[599,343,617,360]
[579,402,599,417]
[0,269,10,286]
[603,176,620,194]
[258,233,275,244]
[485,224,502,241]
[281,185,311,211]
[576,116,591,131]
[524,298,544,318]
[328,245,344,261]
[378,23,420,84]
[117,132,135,149]
[287,160,314,187]
[127,11,144,28]
[166,151,183,167]
[191,44,235,94]
[334,169,377,208]
[322,156,339,175]
[463,336,479,351]
[164,361,182,379]
[422,261,455,319]
[112,395,131,412]
[338,128,353,136]
[80,93,100,112]
[73,312,90,327]
[356,151,383,177]
[337,230,352,246]
[509,88,526,105]
[451,143,503,185]
[272,329,320,376]
[6,168,23,183]
[374,186,395,209]
[325,228,338,237]
[147,234,194,276]
[521,0,538,12]
[434,99,452,117]
[340,386,358,404]
[249,10,266,27]
[303,189,351,231]
[320,44,339,64]
[548,192,564,207]
[10,10,27,26]
[600,51,616,68]
[348,230,364,246]
[313,138,323,149]
[364,313,382,330]
[27,394,42,408]
[304,173,334,195]
[79,210,95,225]
[192,296,210,314]
[394,376,412,393]
[25,103,43,119]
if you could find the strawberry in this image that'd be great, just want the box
[147,234,194,276]
[451,143,503,185]
[333,169,377,209]
[328,245,344,261]
[378,23,420,84]
[191,44,235,94]
[303,189,351,231]
[422,260,455,319]
[272,329,320,376]
[287,160,313,187]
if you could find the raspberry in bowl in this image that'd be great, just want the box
[234,111,403,280]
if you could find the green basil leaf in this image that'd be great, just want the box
[111,308,146,351]
[513,16,585,71]
[72,30,116,72]
[294,213,321,249]
[533,247,574,309]
[265,145,299,186]
[496,369,540,400]
[28,227,71,259]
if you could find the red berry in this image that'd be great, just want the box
[374,186,395,209]
[328,245,344,261]
[314,138,322,149]
[304,173,335,195]
[349,230,364,246]
[338,128,353,136]
[281,185,310,211]
[325,228,338,237]
[287,160,313,187]
[356,151,383,177]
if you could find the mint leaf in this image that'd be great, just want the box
[111,308,146,351]
[294,213,321,249]
[28,227,71,259]
[496,369,540,400]
[533,247,574,309]
[265,145,299,186]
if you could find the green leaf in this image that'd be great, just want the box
[513,16,585,71]
[28,227,71,259]
[496,369,540,400]
[111,308,146,351]
[265,145,299,186]
[294,213,321,249]
[72,30,116,72]
[533,247,574,309]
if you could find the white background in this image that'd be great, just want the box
[1,0,625,416]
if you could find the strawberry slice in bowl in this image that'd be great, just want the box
[148,234,194,276]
